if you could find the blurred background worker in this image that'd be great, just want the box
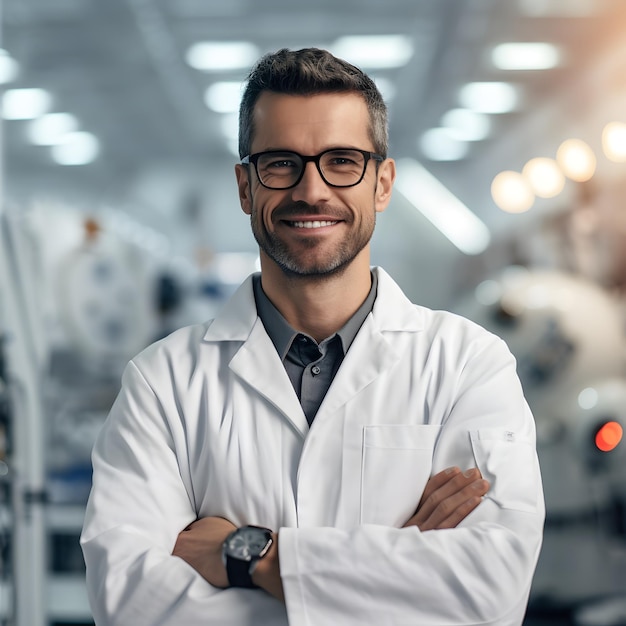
[1,1,626,625]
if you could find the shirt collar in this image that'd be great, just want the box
[253,271,378,360]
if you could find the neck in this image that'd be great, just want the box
[259,258,373,343]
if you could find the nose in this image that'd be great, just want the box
[290,161,332,204]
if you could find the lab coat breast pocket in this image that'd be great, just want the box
[470,429,541,513]
[360,424,440,526]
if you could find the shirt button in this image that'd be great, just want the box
[311,365,321,375]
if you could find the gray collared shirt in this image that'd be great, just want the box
[253,272,378,425]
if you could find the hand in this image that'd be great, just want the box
[172,516,236,588]
[251,533,284,602]
[403,467,490,531]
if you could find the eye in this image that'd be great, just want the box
[323,151,362,168]
[259,153,300,171]
[267,158,298,169]
[329,156,355,165]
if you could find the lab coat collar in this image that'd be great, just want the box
[201,268,425,436]
[203,267,425,343]
[370,267,426,333]
[203,274,259,342]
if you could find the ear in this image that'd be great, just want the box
[235,164,252,215]
[374,158,396,213]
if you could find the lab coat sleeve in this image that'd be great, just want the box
[278,332,545,626]
[80,360,287,626]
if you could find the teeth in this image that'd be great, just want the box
[291,220,337,228]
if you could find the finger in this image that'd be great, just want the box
[412,471,488,528]
[413,468,483,526]
[403,469,460,529]
[418,467,461,505]
[434,495,485,530]
[418,479,490,531]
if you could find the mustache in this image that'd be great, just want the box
[271,202,349,222]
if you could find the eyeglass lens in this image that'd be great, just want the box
[256,149,367,189]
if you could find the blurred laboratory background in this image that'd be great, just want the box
[1,0,626,624]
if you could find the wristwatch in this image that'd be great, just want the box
[222,525,274,588]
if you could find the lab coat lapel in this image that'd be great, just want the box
[229,320,309,438]
[319,319,400,417]
[318,268,423,417]
[204,274,309,437]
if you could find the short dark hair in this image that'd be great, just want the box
[238,48,389,159]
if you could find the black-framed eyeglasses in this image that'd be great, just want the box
[241,148,384,190]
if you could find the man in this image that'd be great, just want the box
[81,48,544,625]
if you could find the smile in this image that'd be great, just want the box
[288,220,339,229]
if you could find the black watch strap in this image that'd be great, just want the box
[226,556,256,588]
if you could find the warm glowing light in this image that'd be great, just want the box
[602,122,626,162]
[491,171,535,213]
[522,157,565,198]
[595,421,623,452]
[556,138,596,182]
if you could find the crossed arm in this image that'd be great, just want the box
[172,466,489,601]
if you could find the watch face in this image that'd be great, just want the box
[225,526,272,562]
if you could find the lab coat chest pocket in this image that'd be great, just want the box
[360,424,440,526]
[470,429,540,513]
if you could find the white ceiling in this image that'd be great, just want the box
[3,0,626,306]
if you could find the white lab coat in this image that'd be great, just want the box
[81,267,544,626]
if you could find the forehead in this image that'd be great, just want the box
[250,91,372,153]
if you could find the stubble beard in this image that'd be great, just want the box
[250,202,376,280]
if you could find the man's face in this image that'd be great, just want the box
[235,92,394,279]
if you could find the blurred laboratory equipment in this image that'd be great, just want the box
[0,199,250,625]
[456,267,626,624]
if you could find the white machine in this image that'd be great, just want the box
[456,267,626,623]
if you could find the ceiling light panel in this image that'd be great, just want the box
[440,108,491,141]
[396,159,491,255]
[204,82,243,113]
[459,82,519,114]
[186,41,259,71]
[51,131,100,166]
[2,88,52,120]
[491,43,561,70]
[518,0,597,17]
[27,113,79,145]
[0,49,19,84]
[330,35,414,69]
[420,128,469,161]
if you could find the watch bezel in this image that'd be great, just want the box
[222,525,273,563]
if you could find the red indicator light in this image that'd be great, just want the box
[595,421,623,452]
